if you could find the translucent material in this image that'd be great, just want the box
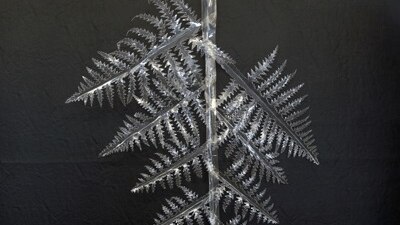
[66,0,319,224]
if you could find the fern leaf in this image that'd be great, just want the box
[171,0,198,22]
[66,1,319,224]
[132,143,206,193]
[100,88,203,157]
[155,191,209,225]
[150,0,182,34]
[215,174,279,224]
[66,23,200,106]
[247,46,278,82]
[135,13,167,37]
[203,47,319,164]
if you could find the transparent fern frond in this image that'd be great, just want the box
[132,142,207,193]
[154,187,209,225]
[208,47,319,164]
[214,175,278,224]
[66,0,320,224]
[66,3,201,107]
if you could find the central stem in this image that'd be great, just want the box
[201,0,219,224]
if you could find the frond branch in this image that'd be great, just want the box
[212,172,279,224]
[213,59,319,164]
[216,110,288,184]
[99,86,205,157]
[131,143,207,192]
[66,23,201,103]
[158,194,209,225]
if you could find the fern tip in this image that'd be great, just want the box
[65,94,77,104]
[313,157,320,165]
[274,45,279,53]
[98,150,109,158]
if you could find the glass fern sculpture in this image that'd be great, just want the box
[66,0,319,224]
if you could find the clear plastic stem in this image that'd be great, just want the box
[201,0,219,224]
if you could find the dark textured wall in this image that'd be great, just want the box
[1,0,399,224]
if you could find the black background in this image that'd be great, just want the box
[1,0,399,224]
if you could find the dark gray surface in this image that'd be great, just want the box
[0,0,399,224]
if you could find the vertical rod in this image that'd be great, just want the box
[201,0,219,224]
